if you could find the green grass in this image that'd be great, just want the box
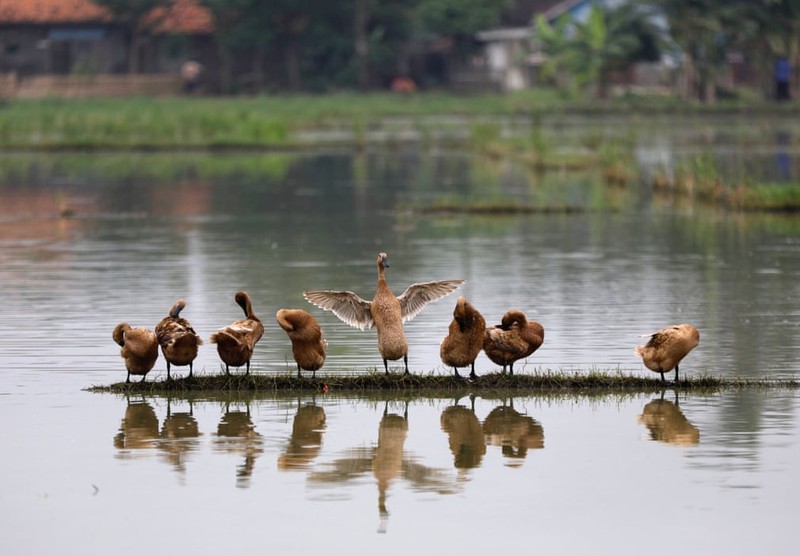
[726,182,800,211]
[2,91,799,150]
[86,369,800,396]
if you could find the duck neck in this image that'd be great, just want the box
[237,295,255,319]
[377,263,387,288]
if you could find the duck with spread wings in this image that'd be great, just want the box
[304,252,463,375]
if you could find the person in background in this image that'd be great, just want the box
[775,56,791,101]
[181,60,202,94]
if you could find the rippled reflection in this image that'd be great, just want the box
[440,395,485,471]
[158,399,201,479]
[308,401,459,533]
[213,402,264,488]
[278,400,326,471]
[113,399,159,455]
[638,392,701,446]
[483,400,545,465]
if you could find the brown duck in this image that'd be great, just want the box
[209,291,264,375]
[112,323,159,383]
[276,308,327,378]
[155,299,203,380]
[304,252,463,375]
[635,323,700,383]
[440,296,486,379]
[483,310,544,375]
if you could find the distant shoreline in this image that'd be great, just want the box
[1,92,798,151]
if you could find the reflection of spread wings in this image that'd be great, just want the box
[304,290,373,330]
[397,280,464,322]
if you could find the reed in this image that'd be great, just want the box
[726,182,800,212]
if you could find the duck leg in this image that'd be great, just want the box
[469,362,477,380]
[659,370,666,384]
[383,358,390,375]
[166,361,172,381]
[245,361,251,376]
[403,355,409,376]
[509,363,514,376]
[674,365,680,383]
[188,361,193,378]
[140,374,147,383]
[453,367,462,378]
[126,371,131,384]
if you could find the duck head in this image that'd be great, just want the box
[378,252,390,269]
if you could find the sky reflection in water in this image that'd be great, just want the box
[0,140,799,554]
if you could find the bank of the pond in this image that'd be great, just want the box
[1,92,798,151]
[87,370,800,395]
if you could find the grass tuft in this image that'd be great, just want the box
[86,369,800,396]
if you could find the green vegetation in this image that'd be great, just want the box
[536,2,662,99]
[87,369,800,395]
[2,93,799,213]
[2,92,799,151]
[651,152,800,212]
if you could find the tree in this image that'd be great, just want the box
[536,2,662,99]
[645,0,752,102]
[414,0,513,65]
[91,0,168,73]
[745,0,800,98]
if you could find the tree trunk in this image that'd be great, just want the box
[285,36,301,91]
[354,0,369,90]
[217,42,233,94]
[252,43,266,93]
[679,52,696,101]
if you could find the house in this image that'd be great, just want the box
[0,0,213,96]
[473,0,600,92]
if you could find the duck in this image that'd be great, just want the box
[303,252,463,375]
[440,296,486,379]
[112,323,159,383]
[483,310,544,375]
[276,308,327,378]
[155,299,203,380]
[209,291,264,376]
[635,323,700,383]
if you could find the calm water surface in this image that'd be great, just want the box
[1,124,799,554]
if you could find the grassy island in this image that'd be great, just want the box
[87,370,800,396]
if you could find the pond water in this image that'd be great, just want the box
[1,117,799,554]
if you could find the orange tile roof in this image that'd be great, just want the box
[0,0,213,33]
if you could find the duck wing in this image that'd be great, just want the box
[485,327,527,357]
[304,290,374,330]
[397,280,464,322]
[638,326,676,349]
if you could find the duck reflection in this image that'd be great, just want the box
[483,400,544,466]
[440,395,486,472]
[213,402,264,488]
[374,401,409,519]
[637,392,700,446]
[278,399,327,471]
[308,401,458,532]
[113,399,159,456]
[158,399,201,478]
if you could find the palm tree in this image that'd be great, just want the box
[536,2,662,100]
